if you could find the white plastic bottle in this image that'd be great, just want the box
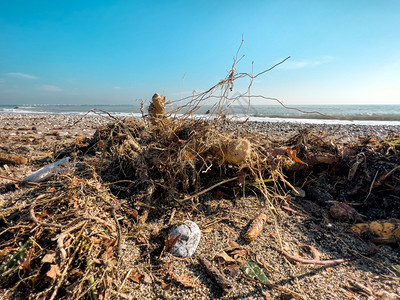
[23,157,71,183]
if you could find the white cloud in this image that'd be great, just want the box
[6,72,38,79]
[281,56,334,70]
[113,86,121,89]
[42,85,63,92]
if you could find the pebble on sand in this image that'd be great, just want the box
[168,221,201,258]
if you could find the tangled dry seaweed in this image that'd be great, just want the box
[1,47,400,299]
[0,50,290,298]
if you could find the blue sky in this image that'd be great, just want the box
[0,1,399,105]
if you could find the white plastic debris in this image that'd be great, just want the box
[168,221,201,258]
[22,157,71,183]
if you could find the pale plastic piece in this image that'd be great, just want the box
[22,157,71,183]
[291,186,306,198]
[169,221,201,258]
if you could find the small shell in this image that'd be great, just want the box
[244,213,267,242]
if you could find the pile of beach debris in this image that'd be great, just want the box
[1,91,399,299]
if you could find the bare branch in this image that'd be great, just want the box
[280,250,357,266]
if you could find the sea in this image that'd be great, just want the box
[1,104,400,126]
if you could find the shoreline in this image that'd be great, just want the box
[246,120,400,141]
[2,108,400,125]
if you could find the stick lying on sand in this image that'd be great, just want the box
[280,250,357,266]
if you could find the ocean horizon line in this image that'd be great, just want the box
[1,103,400,125]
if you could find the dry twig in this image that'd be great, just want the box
[198,256,233,292]
[280,250,357,266]
[179,177,239,202]
[0,174,40,186]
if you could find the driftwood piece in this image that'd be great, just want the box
[198,256,233,292]
[0,153,28,165]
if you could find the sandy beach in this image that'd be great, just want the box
[1,113,399,299]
